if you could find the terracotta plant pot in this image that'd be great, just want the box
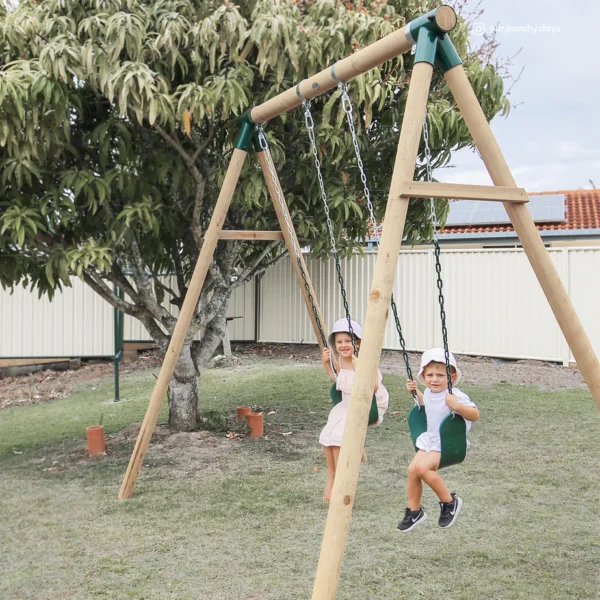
[236,405,252,421]
[86,425,106,457]
[246,412,264,437]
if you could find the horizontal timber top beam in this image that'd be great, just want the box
[218,230,284,240]
[401,181,529,203]
[250,5,456,125]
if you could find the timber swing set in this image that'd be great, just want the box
[118,6,600,599]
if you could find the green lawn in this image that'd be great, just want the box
[1,359,599,600]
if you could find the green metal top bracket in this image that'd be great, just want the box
[414,27,438,66]
[435,34,463,73]
[409,6,462,71]
[235,110,263,152]
[408,5,457,42]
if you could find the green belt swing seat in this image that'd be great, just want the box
[330,384,379,426]
[402,112,468,470]
[408,404,467,469]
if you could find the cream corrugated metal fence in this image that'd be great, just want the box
[0,280,114,357]
[1,248,598,364]
[0,278,255,358]
[122,277,255,344]
[259,247,600,365]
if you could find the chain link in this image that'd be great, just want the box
[257,126,328,348]
[423,115,453,394]
[302,100,357,355]
[339,82,416,401]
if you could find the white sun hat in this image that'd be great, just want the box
[417,347,462,385]
[327,318,363,348]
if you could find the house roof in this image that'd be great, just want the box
[442,189,600,235]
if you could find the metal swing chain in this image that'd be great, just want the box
[423,114,453,395]
[338,82,417,403]
[302,98,357,355]
[256,125,328,349]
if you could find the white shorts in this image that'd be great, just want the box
[415,432,471,453]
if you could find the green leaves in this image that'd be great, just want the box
[0,203,46,247]
[0,0,508,329]
[69,240,114,280]
[117,195,162,234]
[59,169,110,214]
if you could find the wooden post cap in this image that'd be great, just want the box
[435,6,457,32]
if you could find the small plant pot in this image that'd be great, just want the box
[86,425,106,457]
[236,405,252,421]
[246,412,264,437]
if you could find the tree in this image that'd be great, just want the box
[0,0,508,430]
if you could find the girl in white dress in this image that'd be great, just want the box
[397,348,479,532]
[319,318,389,502]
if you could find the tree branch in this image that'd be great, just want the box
[191,119,215,163]
[236,249,288,286]
[192,301,230,371]
[235,241,281,285]
[192,285,230,329]
[152,275,179,300]
[82,271,141,317]
[128,233,177,327]
[152,121,203,185]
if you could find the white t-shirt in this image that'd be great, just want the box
[416,387,476,453]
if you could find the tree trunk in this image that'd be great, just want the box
[168,341,199,431]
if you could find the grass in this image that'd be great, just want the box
[1,359,600,599]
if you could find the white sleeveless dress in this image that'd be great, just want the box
[319,368,389,447]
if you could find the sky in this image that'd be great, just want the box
[439,0,599,192]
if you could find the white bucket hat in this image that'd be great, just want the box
[328,318,363,349]
[417,348,462,385]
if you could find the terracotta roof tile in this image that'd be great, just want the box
[368,189,600,237]
[442,189,600,235]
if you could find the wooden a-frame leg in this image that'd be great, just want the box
[311,62,435,600]
[445,64,600,410]
[257,150,329,352]
[118,148,248,500]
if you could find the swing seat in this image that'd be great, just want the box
[407,405,467,469]
[330,384,379,426]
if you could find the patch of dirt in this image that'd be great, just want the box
[232,342,587,391]
[43,418,302,476]
[0,352,162,410]
[0,362,112,410]
[1,342,587,414]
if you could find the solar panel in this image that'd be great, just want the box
[444,194,566,226]
[528,194,566,223]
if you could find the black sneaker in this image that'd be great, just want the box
[397,507,428,533]
[438,493,463,528]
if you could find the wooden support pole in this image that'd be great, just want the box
[401,181,528,203]
[445,64,600,410]
[218,230,284,240]
[311,62,434,599]
[257,151,328,351]
[250,6,456,124]
[118,149,248,500]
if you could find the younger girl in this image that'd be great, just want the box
[319,318,389,502]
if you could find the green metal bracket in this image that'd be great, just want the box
[234,120,255,152]
[414,27,438,66]
[235,110,263,152]
[435,34,462,72]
